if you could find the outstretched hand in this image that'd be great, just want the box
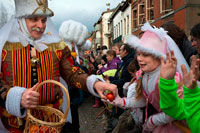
[21,83,40,109]
[101,94,124,108]
[160,50,177,80]
[94,81,117,99]
[181,55,200,89]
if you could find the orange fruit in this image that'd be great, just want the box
[106,93,115,102]
[29,125,39,133]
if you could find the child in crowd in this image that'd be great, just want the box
[103,22,189,132]
[97,49,121,74]
[111,57,142,133]
[159,51,200,132]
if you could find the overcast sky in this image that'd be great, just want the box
[49,0,123,32]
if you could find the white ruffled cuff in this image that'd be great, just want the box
[86,75,105,97]
[6,86,27,118]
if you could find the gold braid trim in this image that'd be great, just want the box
[31,0,54,16]
[3,41,67,51]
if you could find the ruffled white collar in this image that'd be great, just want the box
[7,18,61,52]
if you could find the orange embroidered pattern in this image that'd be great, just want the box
[72,67,78,73]
[76,82,82,89]
[2,50,7,61]
[55,49,63,61]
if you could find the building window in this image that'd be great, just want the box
[118,22,120,36]
[127,15,129,34]
[160,0,173,14]
[116,25,118,38]
[117,24,119,37]
[107,22,109,32]
[124,18,126,35]
[146,0,154,22]
[133,8,137,29]
[121,20,123,36]
[114,26,116,39]
[138,3,145,26]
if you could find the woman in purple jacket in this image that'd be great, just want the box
[97,50,121,74]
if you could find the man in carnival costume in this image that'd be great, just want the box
[59,20,92,132]
[0,0,117,132]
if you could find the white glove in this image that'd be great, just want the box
[101,94,125,108]
[59,20,88,45]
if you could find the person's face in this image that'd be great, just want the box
[101,59,106,65]
[112,46,120,55]
[191,36,200,54]
[137,51,161,73]
[119,45,127,58]
[25,17,47,39]
[106,54,113,62]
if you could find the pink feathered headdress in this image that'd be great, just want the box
[128,22,168,58]
[127,22,190,75]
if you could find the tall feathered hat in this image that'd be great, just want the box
[59,20,89,46]
[59,20,91,63]
[127,22,189,75]
[128,22,168,58]
[14,0,54,18]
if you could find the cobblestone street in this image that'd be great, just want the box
[79,96,106,133]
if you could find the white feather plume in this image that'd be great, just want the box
[59,20,88,46]
[141,22,167,40]
[81,39,92,51]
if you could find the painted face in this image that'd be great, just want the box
[25,17,47,39]
[137,51,161,72]
[106,54,113,62]
[191,36,200,54]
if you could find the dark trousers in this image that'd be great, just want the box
[62,104,80,133]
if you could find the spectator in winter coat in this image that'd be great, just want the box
[109,44,135,97]
[161,21,197,66]
[97,50,121,74]
[190,23,200,55]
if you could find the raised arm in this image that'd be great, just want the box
[182,55,200,132]
[159,51,185,120]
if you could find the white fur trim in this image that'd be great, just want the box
[86,75,105,97]
[127,35,165,58]
[59,20,88,45]
[6,86,27,118]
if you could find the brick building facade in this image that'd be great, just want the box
[131,0,200,37]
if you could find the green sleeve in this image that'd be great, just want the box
[183,85,200,132]
[159,78,186,120]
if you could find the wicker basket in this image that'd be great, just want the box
[24,80,70,133]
